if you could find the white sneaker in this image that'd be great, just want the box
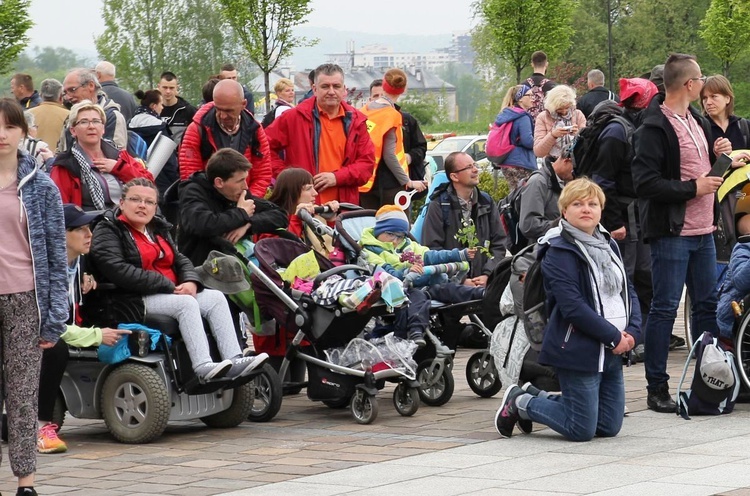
[227,353,269,378]
[195,359,233,380]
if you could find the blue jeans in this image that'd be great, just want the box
[521,354,624,442]
[644,234,717,390]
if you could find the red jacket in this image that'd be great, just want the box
[50,142,154,208]
[264,97,375,204]
[178,102,271,198]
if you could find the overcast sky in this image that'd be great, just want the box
[28,0,477,50]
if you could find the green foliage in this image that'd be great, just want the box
[455,219,492,257]
[478,170,509,202]
[399,93,446,126]
[218,0,317,113]
[437,63,485,122]
[699,0,750,76]
[0,47,92,90]
[0,0,32,75]
[473,0,576,83]
[95,0,233,103]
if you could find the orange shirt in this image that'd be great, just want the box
[317,104,346,204]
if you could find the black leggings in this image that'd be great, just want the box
[38,339,68,422]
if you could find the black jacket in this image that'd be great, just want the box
[631,94,717,241]
[577,86,619,119]
[177,172,288,265]
[101,81,138,122]
[84,210,201,327]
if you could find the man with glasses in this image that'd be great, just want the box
[57,68,128,153]
[632,53,734,413]
[179,79,271,198]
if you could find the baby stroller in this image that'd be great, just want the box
[243,236,421,424]
[334,209,502,406]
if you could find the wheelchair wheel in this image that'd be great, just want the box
[417,358,455,406]
[350,389,378,424]
[683,292,694,350]
[101,363,170,444]
[247,363,283,423]
[465,350,502,398]
[51,393,66,431]
[201,383,255,428]
[393,383,420,417]
[735,311,750,391]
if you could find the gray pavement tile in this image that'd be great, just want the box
[468,491,578,496]
[589,481,736,496]
[444,452,619,482]
[502,461,688,494]
[339,476,509,495]
[448,436,568,456]
[290,463,446,486]
[672,434,750,457]
[218,481,362,495]
[381,451,509,469]
[549,430,696,457]
[623,451,747,468]
[655,463,750,487]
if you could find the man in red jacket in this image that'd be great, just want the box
[178,80,271,198]
[264,63,375,204]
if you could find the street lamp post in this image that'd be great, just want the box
[607,0,614,91]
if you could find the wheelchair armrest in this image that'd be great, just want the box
[313,264,370,289]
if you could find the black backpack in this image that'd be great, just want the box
[481,256,513,331]
[571,100,634,180]
[518,244,546,352]
[498,173,538,255]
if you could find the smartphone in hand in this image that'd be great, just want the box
[709,153,733,177]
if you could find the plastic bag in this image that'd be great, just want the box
[490,284,530,387]
[324,334,417,379]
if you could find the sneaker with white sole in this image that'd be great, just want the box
[494,385,524,438]
[227,353,269,378]
[37,423,67,454]
[195,359,233,380]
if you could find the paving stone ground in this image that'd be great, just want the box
[1,307,748,495]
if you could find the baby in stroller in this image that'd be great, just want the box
[717,213,750,350]
[359,205,486,347]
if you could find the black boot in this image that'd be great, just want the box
[647,383,676,413]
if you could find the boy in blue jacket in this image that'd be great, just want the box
[717,214,750,350]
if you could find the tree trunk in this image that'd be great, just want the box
[264,71,271,114]
[516,66,522,84]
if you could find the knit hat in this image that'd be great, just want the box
[374,205,410,237]
[650,64,665,93]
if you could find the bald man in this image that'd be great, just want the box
[178,80,271,197]
[95,61,137,122]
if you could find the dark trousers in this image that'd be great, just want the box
[38,339,69,422]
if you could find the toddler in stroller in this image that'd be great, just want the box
[359,206,485,347]
[244,236,421,424]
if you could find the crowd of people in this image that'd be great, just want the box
[2,48,749,494]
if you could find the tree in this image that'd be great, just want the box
[472,0,576,83]
[218,0,317,114]
[0,0,32,75]
[699,0,750,77]
[95,0,234,103]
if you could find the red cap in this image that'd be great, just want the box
[618,78,658,109]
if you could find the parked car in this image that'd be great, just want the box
[427,135,488,171]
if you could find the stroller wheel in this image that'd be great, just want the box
[247,364,283,423]
[393,383,420,417]
[350,390,378,424]
[465,351,502,398]
[417,359,455,406]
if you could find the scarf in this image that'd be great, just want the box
[550,108,575,153]
[560,219,623,296]
[71,143,106,210]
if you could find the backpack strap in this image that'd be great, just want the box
[675,333,705,420]
[739,118,750,149]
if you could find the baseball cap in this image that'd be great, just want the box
[63,204,102,229]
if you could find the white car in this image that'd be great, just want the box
[427,135,490,171]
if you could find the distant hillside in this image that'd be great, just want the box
[289,26,454,71]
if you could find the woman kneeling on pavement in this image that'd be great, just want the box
[86,177,267,381]
[495,178,641,441]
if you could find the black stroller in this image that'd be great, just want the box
[334,209,502,406]
[244,237,421,424]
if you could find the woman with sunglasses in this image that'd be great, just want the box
[85,178,267,381]
[493,84,537,191]
[50,100,153,211]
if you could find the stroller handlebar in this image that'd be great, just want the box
[313,264,370,289]
[297,209,335,237]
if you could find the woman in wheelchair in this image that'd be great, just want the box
[86,177,267,380]
[268,167,340,239]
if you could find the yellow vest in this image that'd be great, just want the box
[359,104,408,193]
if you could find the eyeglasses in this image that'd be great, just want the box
[64,85,82,95]
[685,76,707,86]
[452,163,479,174]
[384,232,406,242]
[75,119,103,127]
[124,197,157,207]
